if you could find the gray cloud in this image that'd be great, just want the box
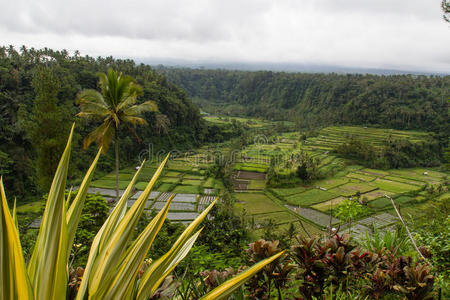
[0,0,448,72]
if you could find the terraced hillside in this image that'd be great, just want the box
[87,151,224,223]
[303,126,430,151]
[26,124,445,240]
[228,125,448,239]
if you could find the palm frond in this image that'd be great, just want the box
[83,120,115,154]
[98,72,113,107]
[116,95,137,112]
[121,116,147,127]
[77,103,109,118]
[100,121,115,154]
[123,100,158,116]
[76,89,107,107]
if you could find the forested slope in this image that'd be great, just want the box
[159,68,449,134]
[0,46,214,201]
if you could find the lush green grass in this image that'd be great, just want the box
[250,211,299,225]
[203,116,270,128]
[329,183,377,197]
[235,193,285,214]
[248,180,266,190]
[314,178,349,189]
[134,182,173,192]
[164,171,182,177]
[234,162,268,173]
[203,177,215,188]
[183,174,204,180]
[407,168,447,179]
[271,186,307,197]
[383,175,426,186]
[285,189,337,206]
[158,183,176,192]
[360,190,394,201]
[16,200,45,214]
[394,196,416,205]
[119,166,140,174]
[368,195,415,209]
[372,178,420,193]
[311,196,346,212]
[361,168,389,177]
[438,192,450,201]
[160,177,180,184]
[346,172,376,182]
[91,180,130,190]
[389,169,444,184]
[165,162,193,172]
[173,185,200,194]
[181,179,203,186]
[214,181,225,190]
[103,173,135,181]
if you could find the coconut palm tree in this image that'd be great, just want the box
[77,68,157,199]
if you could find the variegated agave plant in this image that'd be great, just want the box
[0,125,283,300]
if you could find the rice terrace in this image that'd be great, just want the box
[60,121,447,241]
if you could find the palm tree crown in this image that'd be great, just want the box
[77,68,157,154]
[77,68,157,199]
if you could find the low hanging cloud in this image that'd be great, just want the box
[0,0,448,72]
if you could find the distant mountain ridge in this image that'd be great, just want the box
[137,59,449,76]
[156,67,449,135]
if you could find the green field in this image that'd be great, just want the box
[271,186,307,197]
[91,180,130,190]
[315,178,349,189]
[203,177,215,188]
[329,182,377,197]
[173,185,201,194]
[181,179,203,186]
[160,177,180,184]
[311,196,347,212]
[248,180,266,190]
[285,189,337,206]
[368,196,415,209]
[250,211,299,225]
[83,124,447,233]
[346,172,376,182]
[372,178,421,193]
[235,193,285,215]
[164,171,182,177]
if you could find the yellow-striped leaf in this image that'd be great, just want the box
[27,124,74,299]
[0,178,34,300]
[102,195,174,299]
[88,155,169,298]
[66,148,102,261]
[12,197,18,230]
[200,251,285,300]
[136,198,217,299]
[76,159,147,300]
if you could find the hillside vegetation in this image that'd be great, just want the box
[158,68,449,134]
[0,46,240,201]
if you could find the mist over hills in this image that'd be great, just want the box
[137,58,449,76]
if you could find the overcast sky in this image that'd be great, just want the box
[0,0,449,73]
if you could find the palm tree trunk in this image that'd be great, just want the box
[115,130,119,201]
